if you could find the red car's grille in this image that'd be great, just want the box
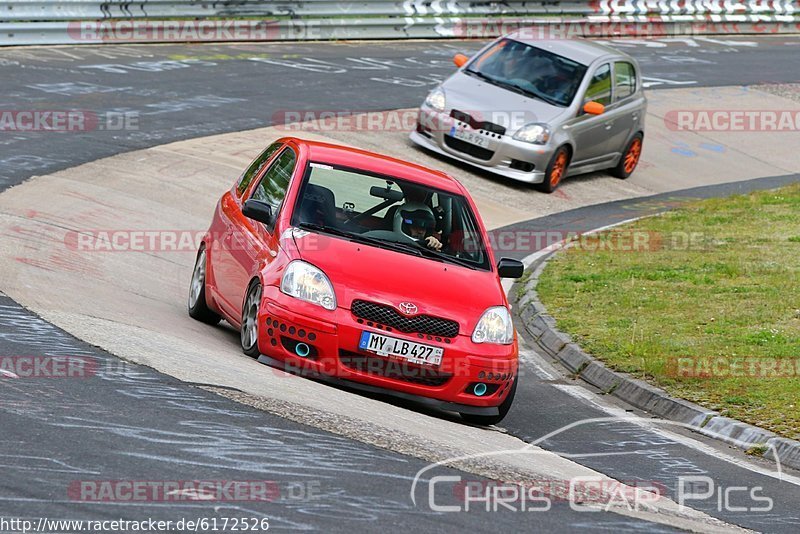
[350,300,459,338]
[339,350,452,387]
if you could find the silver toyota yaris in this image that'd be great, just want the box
[410,33,647,193]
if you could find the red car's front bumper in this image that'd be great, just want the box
[256,286,518,416]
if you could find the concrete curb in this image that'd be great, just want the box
[514,252,800,472]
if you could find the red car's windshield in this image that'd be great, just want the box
[465,38,588,107]
[291,162,490,271]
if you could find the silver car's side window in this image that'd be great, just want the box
[614,62,637,101]
[584,64,612,107]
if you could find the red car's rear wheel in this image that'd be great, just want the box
[188,246,220,325]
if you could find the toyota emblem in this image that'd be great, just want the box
[398,302,418,315]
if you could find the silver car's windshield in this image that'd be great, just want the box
[465,39,588,108]
[290,163,490,270]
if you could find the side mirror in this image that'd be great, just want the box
[453,53,469,68]
[583,101,605,115]
[497,258,524,279]
[242,199,274,226]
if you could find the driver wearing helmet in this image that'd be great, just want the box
[394,202,443,251]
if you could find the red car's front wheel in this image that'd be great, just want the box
[241,281,262,358]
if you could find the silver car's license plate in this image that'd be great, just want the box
[358,331,443,366]
[450,126,489,149]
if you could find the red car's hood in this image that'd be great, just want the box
[290,231,505,332]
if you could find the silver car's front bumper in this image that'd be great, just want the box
[410,107,551,184]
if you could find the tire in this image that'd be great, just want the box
[188,246,221,325]
[611,133,643,179]
[460,378,517,426]
[536,146,570,193]
[240,280,262,358]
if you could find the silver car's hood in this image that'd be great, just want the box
[441,71,568,131]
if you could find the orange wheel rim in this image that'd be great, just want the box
[550,152,567,187]
[624,138,642,173]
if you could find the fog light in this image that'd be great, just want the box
[295,343,310,358]
[473,383,488,396]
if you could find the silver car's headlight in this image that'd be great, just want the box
[424,87,446,112]
[513,123,551,145]
[472,306,514,345]
[280,260,336,310]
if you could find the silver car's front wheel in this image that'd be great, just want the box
[241,282,262,358]
[188,246,220,325]
[536,146,570,194]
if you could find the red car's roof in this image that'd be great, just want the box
[279,137,464,194]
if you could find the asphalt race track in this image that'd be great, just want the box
[2,36,800,532]
[1,36,799,189]
[2,295,679,532]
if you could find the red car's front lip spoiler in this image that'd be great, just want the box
[256,353,501,417]
[257,289,518,411]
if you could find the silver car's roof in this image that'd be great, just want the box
[504,34,626,65]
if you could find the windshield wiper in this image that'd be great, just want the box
[495,79,562,107]
[414,245,479,270]
[522,86,562,107]
[467,69,562,107]
[390,240,479,270]
[464,68,496,84]
[296,222,423,256]
[297,222,357,241]
[297,223,478,268]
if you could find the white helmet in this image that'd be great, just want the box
[394,202,436,240]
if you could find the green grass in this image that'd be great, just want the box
[536,184,800,439]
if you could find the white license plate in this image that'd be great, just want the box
[449,126,490,148]
[358,331,443,366]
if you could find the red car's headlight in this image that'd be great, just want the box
[472,306,514,345]
[280,260,336,311]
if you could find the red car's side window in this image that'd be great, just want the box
[236,142,283,196]
[249,148,297,232]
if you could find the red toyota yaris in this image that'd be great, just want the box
[188,137,524,425]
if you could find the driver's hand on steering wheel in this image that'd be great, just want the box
[425,235,443,251]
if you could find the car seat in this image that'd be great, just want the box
[297,183,337,227]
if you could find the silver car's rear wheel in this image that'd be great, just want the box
[187,247,220,325]
[241,281,262,358]
[611,133,644,179]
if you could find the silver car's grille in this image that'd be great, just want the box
[450,109,506,136]
[444,135,494,161]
